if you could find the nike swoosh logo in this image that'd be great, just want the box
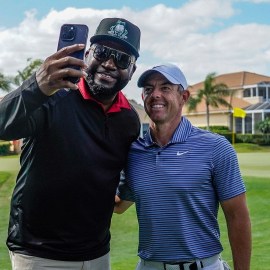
[176,151,189,156]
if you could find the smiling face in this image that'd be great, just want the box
[142,72,190,127]
[84,40,136,102]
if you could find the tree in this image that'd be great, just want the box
[257,117,270,134]
[0,72,11,92]
[256,117,270,145]
[13,58,43,86]
[187,72,231,130]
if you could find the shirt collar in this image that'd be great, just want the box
[77,78,131,113]
[143,116,193,147]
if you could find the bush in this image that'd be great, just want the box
[0,141,11,156]
[252,134,270,146]
[236,134,254,144]
[210,126,229,132]
[235,134,270,145]
[218,132,233,143]
[200,126,229,132]
[198,127,270,145]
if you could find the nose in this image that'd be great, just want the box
[102,56,117,69]
[150,87,162,98]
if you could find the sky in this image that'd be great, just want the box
[0,0,270,103]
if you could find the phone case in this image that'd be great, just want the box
[57,24,89,83]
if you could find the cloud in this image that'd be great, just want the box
[0,0,269,103]
[240,0,270,3]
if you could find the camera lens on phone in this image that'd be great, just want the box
[62,26,76,41]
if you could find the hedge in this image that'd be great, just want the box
[0,141,11,156]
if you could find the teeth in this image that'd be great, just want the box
[102,74,112,79]
[151,104,164,108]
[99,73,112,79]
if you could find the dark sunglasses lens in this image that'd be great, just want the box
[115,52,131,69]
[93,45,110,61]
[93,45,132,69]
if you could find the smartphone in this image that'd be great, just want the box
[57,24,89,83]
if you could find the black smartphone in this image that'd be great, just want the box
[57,24,89,83]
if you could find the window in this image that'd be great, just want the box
[255,113,262,124]
[254,113,263,133]
[245,115,252,133]
[243,88,251,97]
[258,87,266,100]
[235,118,242,133]
[252,88,256,97]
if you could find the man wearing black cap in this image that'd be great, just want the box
[0,18,141,270]
[115,64,251,270]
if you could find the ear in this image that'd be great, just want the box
[141,92,144,101]
[182,90,190,103]
[128,63,137,81]
[85,49,90,59]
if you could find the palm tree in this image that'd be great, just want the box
[13,58,43,86]
[0,72,11,92]
[187,72,231,130]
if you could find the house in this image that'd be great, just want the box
[129,99,150,136]
[183,71,270,134]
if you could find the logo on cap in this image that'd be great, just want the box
[108,20,128,40]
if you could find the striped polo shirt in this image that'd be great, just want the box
[118,116,246,261]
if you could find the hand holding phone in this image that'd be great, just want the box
[36,24,89,96]
[57,24,89,83]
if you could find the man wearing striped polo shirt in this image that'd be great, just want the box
[115,64,251,270]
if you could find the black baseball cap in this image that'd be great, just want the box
[90,18,141,58]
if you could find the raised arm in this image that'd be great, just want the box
[0,44,87,140]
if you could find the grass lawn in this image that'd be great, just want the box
[217,176,270,270]
[233,143,270,153]
[0,171,17,270]
[0,145,270,269]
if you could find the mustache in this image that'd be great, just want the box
[84,73,119,101]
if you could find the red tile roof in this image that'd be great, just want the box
[185,71,270,114]
[188,71,270,94]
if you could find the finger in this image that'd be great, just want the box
[46,75,79,91]
[115,195,121,204]
[39,56,87,80]
[52,67,86,81]
[44,68,86,92]
[55,44,86,59]
[45,44,86,64]
[46,54,87,72]
[55,56,87,70]
[60,80,79,90]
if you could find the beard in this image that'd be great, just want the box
[84,72,129,102]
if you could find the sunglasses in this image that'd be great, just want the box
[90,44,135,69]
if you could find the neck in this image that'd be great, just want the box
[98,96,116,112]
[150,118,181,147]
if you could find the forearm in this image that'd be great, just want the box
[227,214,251,270]
[114,196,134,214]
[222,194,252,270]
[0,74,48,140]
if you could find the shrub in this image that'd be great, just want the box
[236,134,254,144]
[235,134,270,145]
[0,141,11,156]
